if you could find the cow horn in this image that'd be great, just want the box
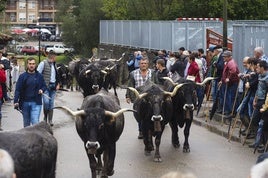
[53,106,85,119]
[163,83,185,97]
[116,53,125,62]
[105,108,136,119]
[196,77,216,86]
[105,64,116,71]
[127,87,148,99]
[101,70,107,75]
[162,77,177,86]
[85,69,91,75]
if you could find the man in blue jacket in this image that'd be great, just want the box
[14,57,47,127]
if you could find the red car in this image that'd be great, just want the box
[21,45,38,55]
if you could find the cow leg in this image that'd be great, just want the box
[183,119,192,153]
[169,119,180,148]
[153,130,164,162]
[144,129,153,156]
[87,153,98,178]
[101,146,115,178]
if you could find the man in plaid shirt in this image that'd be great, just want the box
[125,55,156,139]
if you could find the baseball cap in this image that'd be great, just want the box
[222,50,232,57]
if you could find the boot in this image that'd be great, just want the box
[48,110,54,126]
[0,117,2,131]
[43,109,49,123]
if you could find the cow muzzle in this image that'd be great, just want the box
[151,115,163,132]
[92,85,99,91]
[151,115,163,121]
[183,104,194,111]
[86,141,100,154]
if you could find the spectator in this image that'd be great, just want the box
[218,50,239,116]
[14,57,47,128]
[170,52,187,81]
[254,46,268,62]
[11,59,20,89]
[125,56,156,139]
[236,57,252,134]
[166,52,176,71]
[248,60,268,149]
[211,46,224,113]
[37,51,60,126]
[0,50,12,102]
[186,53,201,83]
[0,149,16,178]
[197,48,207,79]
[0,63,6,131]
[155,58,169,85]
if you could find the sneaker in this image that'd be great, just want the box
[248,143,256,148]
[138,132,143,139]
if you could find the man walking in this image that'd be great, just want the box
[37,51,59,126]
[14,57,47,127]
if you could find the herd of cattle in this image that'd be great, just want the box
[0,52,214,178]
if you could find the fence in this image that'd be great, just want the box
[100,20,268,71]
[100,20,232,52]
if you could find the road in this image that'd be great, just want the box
[1,89,258,178]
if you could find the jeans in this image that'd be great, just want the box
[223,83,238,114]
[22,102,42,127]
[43,88,56,110]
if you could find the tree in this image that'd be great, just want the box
[56,0,106,57]
[0,0,7,13]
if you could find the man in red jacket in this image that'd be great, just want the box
[218,50,240,115]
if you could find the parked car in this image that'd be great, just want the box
[55,35,62,42]
[17,36,28,42]
[21,45,39,55]
[46,44,74,54]
[16,45,24,54]
[49,35,56,41]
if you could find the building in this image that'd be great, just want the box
[0,0,60,35]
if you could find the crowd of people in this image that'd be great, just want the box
[125,46,268,155]
[0,49,20,131]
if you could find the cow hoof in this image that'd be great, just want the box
[144,150,151,156]
[183,147,190,153]
[107,170,114,176]
[153,157,162,162]
[172,142,180,148]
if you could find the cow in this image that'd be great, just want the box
[68,58,90,91]
[57,63,72,90]
[0,121,58,178]
[53,89,135,178]
[163,77,214,152]
[77,54,125,97]
[128,81,183,162]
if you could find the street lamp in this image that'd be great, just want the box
[37,17,41,63]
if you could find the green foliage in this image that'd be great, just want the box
[0,0,7,13]
[56,0,268,57]
[56,0,105,57]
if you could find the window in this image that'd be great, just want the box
[19,13,26,21]
[28,14,35,21]
[19,1,26,9]
[29,1,36,9]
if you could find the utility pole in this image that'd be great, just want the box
[223,0,228,49]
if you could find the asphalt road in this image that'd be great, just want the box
[1,89,259,178]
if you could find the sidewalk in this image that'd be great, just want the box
[193,101,253,145]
